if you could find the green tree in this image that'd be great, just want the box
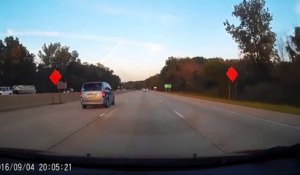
[125,81,145,90]
[145,74,162,90]
[0,36,36,86]
[202,58,227,97]
[159,57,208,92]
[283,27,300,105]
[38,42,78,72]
[160,57,182,90]
[36,42,121,92]
[64,61,121,91]
[224,0,278,81]
[286,27,300,63]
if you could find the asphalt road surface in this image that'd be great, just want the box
[0,91,300,158]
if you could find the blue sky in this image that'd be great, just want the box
[0,0,299,81]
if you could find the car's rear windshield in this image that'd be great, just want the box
[82,83,102,91]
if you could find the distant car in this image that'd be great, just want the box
[142,88,147,92]
[80,82,115,109]
[12,85,36,94]
[63,88,75,93]
[0,87,13,95]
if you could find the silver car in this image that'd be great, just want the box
[80,82,115,109]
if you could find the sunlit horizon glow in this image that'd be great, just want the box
[0,0,298,81]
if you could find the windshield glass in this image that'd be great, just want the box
[0,0,300,165]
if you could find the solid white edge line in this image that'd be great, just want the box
[164,93,300,130]
[213,107,300,130]
[98,113,105,117]
[174,111,184,118]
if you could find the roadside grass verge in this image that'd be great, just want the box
[170,92,300,116]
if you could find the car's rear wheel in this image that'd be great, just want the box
[105,98,109,108]
[82,104,87,109]
[112,96,115,105]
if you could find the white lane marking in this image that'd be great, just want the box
[98,113,105,117]
[158,100,162,103]
[174,111,184,118]
[212,107,300,130]
[164,94,300,130]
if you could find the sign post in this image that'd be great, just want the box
[228,79,231,101]
[235,80,237,99]
[57,81,67,104]
[49,69,62,104]
[226,66,238,101]
[164,84,172,92]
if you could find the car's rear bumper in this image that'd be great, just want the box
[80,99,104,105]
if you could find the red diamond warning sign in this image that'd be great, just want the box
[226,66,238,82]
[49,69,62,85]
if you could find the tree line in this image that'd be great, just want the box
[123,0,300,107]
[0,37,121,92]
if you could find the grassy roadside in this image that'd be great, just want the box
[169,92,300,116]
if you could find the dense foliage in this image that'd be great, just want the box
[0,37,121,92]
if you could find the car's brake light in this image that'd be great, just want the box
[102,91,106,97]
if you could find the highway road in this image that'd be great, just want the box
[0,91,300,158]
